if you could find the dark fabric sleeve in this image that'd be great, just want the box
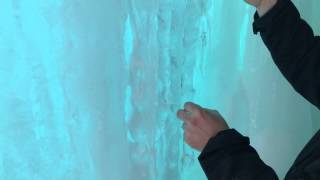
[253,0,320,109]
[198,129,278,180]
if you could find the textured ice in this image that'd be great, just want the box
[0,0,320,179]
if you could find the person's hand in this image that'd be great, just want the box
[177,102,229,152]
[244,0,278,17]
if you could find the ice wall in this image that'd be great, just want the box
[0,0,320,179]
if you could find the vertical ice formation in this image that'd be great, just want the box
[0,0,320,179]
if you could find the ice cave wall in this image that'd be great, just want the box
[0,0,320,179]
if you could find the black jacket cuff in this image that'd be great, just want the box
[198,129,251,161]
[253,0,293,34]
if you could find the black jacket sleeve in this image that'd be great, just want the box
[197,1,320,179]
[253,0,320,109]
[198,129,278,179]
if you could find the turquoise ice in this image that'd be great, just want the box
[0,0,319,179]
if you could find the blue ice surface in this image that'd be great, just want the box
[124,15,134,67]
[0,0,320,179]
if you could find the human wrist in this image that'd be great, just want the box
[256,0,278,17]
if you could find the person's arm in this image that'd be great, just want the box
[253,0,320,109]
[177,102,278,179]
[198,129,278,179]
